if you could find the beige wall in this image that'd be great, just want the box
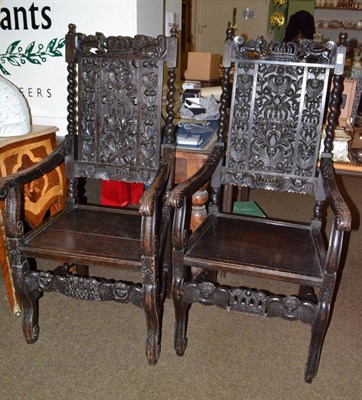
[191,0,271,54]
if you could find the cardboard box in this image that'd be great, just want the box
[338,77,358,127]
[184,52,221,81]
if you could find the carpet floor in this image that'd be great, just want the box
[0,175,361,400]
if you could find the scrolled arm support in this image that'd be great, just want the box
[320,156,351,231]
[0,137,71,200]
[167,143,224,209]
[138,145,175,216]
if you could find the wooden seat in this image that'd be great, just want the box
[21,207,143,267]
[185,215,323,285]
[167,29,351,382]
[0,24,178,365]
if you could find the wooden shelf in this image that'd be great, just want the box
[314,6,362,43]
[314,7,361,11]
[317,26,362,31]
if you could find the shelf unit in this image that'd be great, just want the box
[314,7,362,44]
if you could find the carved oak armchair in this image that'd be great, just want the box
[0,24,177,365]
[167,29,351,382]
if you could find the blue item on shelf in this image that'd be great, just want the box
[176,119,218,149]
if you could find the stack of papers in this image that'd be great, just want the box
[177,134,203,146]
[176,120,218,149]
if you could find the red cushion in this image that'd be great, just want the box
[100,181,144,207]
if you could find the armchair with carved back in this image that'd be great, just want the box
[167,29,351,382]
[0,24,178,365]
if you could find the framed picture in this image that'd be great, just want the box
[338,77,362,127]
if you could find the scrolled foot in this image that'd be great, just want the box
[24,324,40,344]
[304,370,315,384]
[175,337,187,356]
[304,359,318,383]
[146,335,161,365]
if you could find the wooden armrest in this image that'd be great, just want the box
[320,155,351,232]
[0,138,70,200]
[167,143,224,209]
[138,145,175,216]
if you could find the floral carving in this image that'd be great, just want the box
[76,32,167,59]
[24,271,144,308]
[267,295,317,325]
[77,57,161,180]
[232,36,337,63]
[224,49,329,194]
[108,64,132,89]
[249,121,294,173]
[181,282,317,324]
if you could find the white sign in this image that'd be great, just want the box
[0,0,166,135]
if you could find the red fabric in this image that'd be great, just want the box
[100,180,144,207]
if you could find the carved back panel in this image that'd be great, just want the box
[222,37,341,195]
[65,25,177,185]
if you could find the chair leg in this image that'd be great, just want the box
[172,271,190,356]
[142,257,161,365]
[305,300,330,383]
[12,258,41,344]
[144,286,161,365]
[75,264,89,276]
[21,291,40,343]
[161,234,172,301]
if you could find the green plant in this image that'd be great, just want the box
[0,37,65,75]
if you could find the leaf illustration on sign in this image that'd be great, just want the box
[0,37,65,75]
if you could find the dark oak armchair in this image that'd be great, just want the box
[167,29,351,382]
[0,24,178,365]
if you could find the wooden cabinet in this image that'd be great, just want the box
[0,126,66,314]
